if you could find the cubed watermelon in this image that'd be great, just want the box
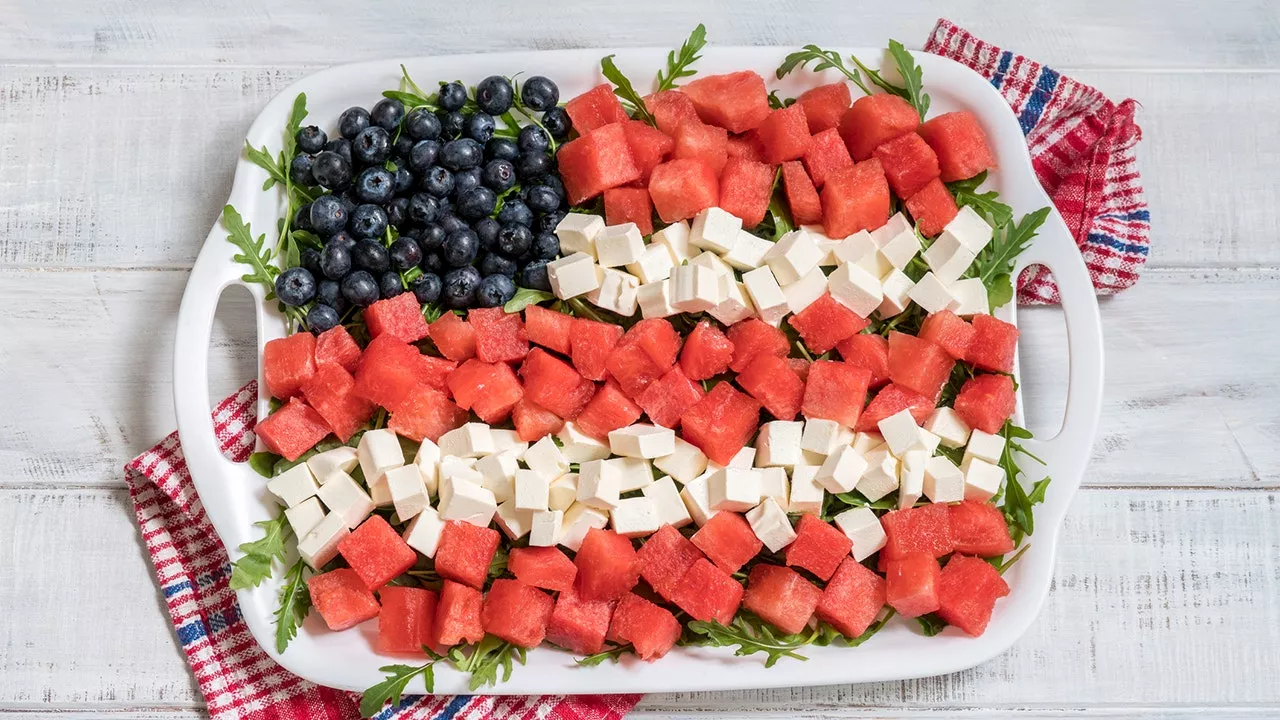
[609,592,682,660]
[512,398,565,442]
[636,524,706,601]
[354,335,423,411]
[873,131,940,199]
[880,503,954,560]
[622,119,675,183]
[524,305,573,356]
[835,333,890,388]
[364,292,431,343]
[817,557,886,638]
[855,382,934,432]
[446,359,524,423]
[570,318,624,382]
[637,365,705,428]
[949,500,1015,557]
[796,83,852,134]
[821,159,890,239]
[565,83,631,133]
[546,586,616,655]
[787,357,811,381]
[789,293,870,353]
[575,380,642,441]
[719,157,776,227]
[838,93,920,161]
[885,552,942,618]
[967,314,1019,373]
[509,546,578,592]
[433,579,484,647]
[781,160,823,225]
[519,348,596,420]
[574,527,640,601]
[412,354,457,392]
[256,398,331,461]
[558,123,643,205]
[918,111,995,182]
[918,310,975,360]
[387,384,468,442]
[726,318,789,372]
[308,568,380,631]
[434,521,501,590]
[691,511,763,574]
[673,119,729,176]
[646,89,701,137]
[671,557,744,624]
[604,186,655,235]
[377,586,437,655]
[680,320,735,380]
[679,382,762,466]
[626,318,682,368]
[605,343,663,399]
[802,127,854,189]
[468,307,528,364]
[726,130,766,162]
[428,311,476,362]
[648,158,720,223]
[904,177,959,236]
[743,564,822,634]
[785,513,852,581]
[757,103,811,164]
[954,373,1016,434]
[736,354,805,421]
[680,71,771,133]
[263,332,316,400]
[801,360,872,428]
[301,362,375,442]
[936,554,1010,636]
[314,325,362,373]
[888,330,955,399]
[482,578,554,648]
[338,515,418,591]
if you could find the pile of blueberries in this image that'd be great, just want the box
[272,74,573,332]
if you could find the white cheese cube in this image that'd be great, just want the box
[385,465,430,522]
[609,457,654,492]
[438,422,494,459]
[742,266,790,326]
[852,431,885,454]
[267,464,319,508]
[357,428,404,488]
[926,407,972,449]
[917,427,942,456]
[961,456,1005,502]
[316,471,375,529]
[942,205,994,254]
[609,424,676,459]
[765,228,824,285]
[367,474,393,508]
[495,500,533,540]
[879,227,921,271]
[529,509,563,547]
[802,449,827,467]
[878,409,923,457]
[787,465,825,514]
[438,456,481,486]
[297,513,348,569]
[758,467,790,506]
[965,429,1007,464]
[908,272,955,313]
[746,497,798,552]
[642,476,693,528]
[438,479,498,526]
[671,263,725,313]
[548,252,602,300]
[626,243,676,284]
[680,471,719,526]
[610,496,661,537]
[833,229,877,264]
[898,449,927,510]
[690,206,743,253]
[816,444,868,493]
[548,473,579,512]
[556,423,612,463]
[922,232,977,284]
[637,279,678,319]
[828,262,882,318]
[756,421,804,468]
[489,429,529,457]
[707,446,758,472]
[802,225,843,267]
[723,230,773,271]
[596,223,646,267]
[514,469,550,511]
[877,268,915,318]
[525,435,571,478]
[948,277,990,317]
[782,265,829,314]
[555,213,605,257]
[284,496,325,537]
[307,446,358,481]
[855,447,900,502]
[577,459,621,509]
[833,507,887,562]
[587,267,640,316]
[856,248,893,280]
[801,418,854,456]
[559,502,610,552]
[654,437,709,485]
[691,250,734,278]
[651,220,693,263]
[476,450,520,503]
[413,438,441,497]
[402,506,445,558]
[708,276,756,325]
[923,456,965,503]
[870,212,913,247]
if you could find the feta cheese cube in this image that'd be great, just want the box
[626,243,676,284]
[756,421,804,467]
[642,476,693,528]
[671,263,725,313]
[610,496,661,537]
[879,227,921,271]
[316,471,375,528]
[802,225,842,266]
[514,469,550,511]
[284,496,325,537]
[358,428,404,488]
[852,431,885,454]
[654,437,709,485]
[787,465,825,514]
[587,267,640,316]
[782,265,829,314]
[801,418,854,456]
[438,422,494,458]
[742,266,789,326]
[413,439,441,496]
[923,456,965,503]
[707,446,756,472]
[690,206,743,253]
[267,464,319,508]
[525,435,571,478]
[529,509,563,547]
[596,223,646,267]
[679,471,720,526]
[489,429,529,457]
[708,276,755,325]
[922,232,977,284]
[833,507,887,562]
[833,229,877,264]
[878,409,923,457]
[828,262,882,318]
[475,450,520,502]
[385,465,430,522]
[548,252,602,299]
[746,497,798,552]
[947,277,990,317]
[926,407,972,449]
[651,220,693,263]
[438,455,481,486]
[577,459,621,509]
[297,512,348,569]
[802,449,828,467]
[856,248,893,280]
[402,507,446,557]
[723,230,773,270]
[765,228,824,284]
[691,250,734,277]
[307,446,358,481]
[555,213,605,257]
[908,272,955,313]
[855,447,900,502]
[917,427,942,455]
[961,456,1005,502]
[609,424,676,459]
[877,268,915,318]
[965,429,1006,464]
[816,444,868,493]
[637,278,679,319]
[556,423,612,463]
[495,500,533,540]
[898,449,927,510]
[609,457,654,492]
[758,467,790,506]
[559,503,610,551]
[548,473,579,512]
[870,212,912,247]
[941,205,994,254]
[439,479,498,526]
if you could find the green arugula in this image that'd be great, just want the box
[915,613,947,636]
[777,45,873,94]
[575,644,634,666]
[600,54,655,125]
[359,652,439,718]
[968,207,1052,310]
[767,90,795,110]
[686,613,835,668]
[228,511,292,590]
[995,421,1052,545]
[248,450,282,479]
[656,24,708,91]
[989,543,1032,575]
[885,40,930,120]
[488,544,509,579]
[273,557,311,653]
[222,205,278,292]
[947,171,1014,229]
[504,289,554,319]
[778,42,930,120]
[383,64,439,109]
[448,635,527,690]
[847,610,895,646]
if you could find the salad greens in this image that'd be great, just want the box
[600,24,709,127]
[274,558,312,653]
[776,40,930,121]
[228,511,292,591]
[358,653,439,717]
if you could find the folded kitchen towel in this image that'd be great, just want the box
[124,381,641,720]
[925,19,1150,304]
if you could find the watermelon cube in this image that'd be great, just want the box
[918,111,995,182]
[787,358,812,382]
[412,354,457,392]
[546,586,617,655]
[817,557,886,638]
[680,71,771,133]
[821,159,890,239]
[904,177,959,236]
[377,586,437,655]
[835,333,890,388]
[936,554,1010,636]
[263,332,316,399]
[967,314,1020,373]
[719,157,776,228]
[781,160,822,226]
[519,348,596,420]
[574,380,642,441]
[873,132,940,199]
[888,330,956,399]
[574,527,640,601]
[338,515,418,591]
[604,186,655,235]
[954,373,1016,434]
[726,318,789,373]
[308,568,380,631]
[570,318,624,381]
[680,320,735,380]
[802,127,854,189]
[364,292,430,343]
[512,398,564,442]
[523,305,573,356]
[605,344,663,399]
[785,513,852,581]
[608,592,682,660]
[691,511,763,574]
[885,552,942,618]
[855,382,934,432]
[558,123,642,205]
[636,524,706,601]
[446,359,524,423]
[880,503,953,560]
[387,384,468,442]
[671,557,744,624]
[796,83,852,134]
[838,93,920,161]
[637,365,705,428]
[564,83,631,133]
[482,578,555,648]
[428,311,476,362]
[918,310,975,360]
[625,318,682,368]
[756,103,811,164]
[256,398,331,461]
[509,546,578,592]
[648,158,720,223]
[622,119,675,183]
[726,130,766,162]
[433,579,484,647]
[801,360,872,428]
[743,564,822,635]
[646,89,701,137]
[434,521,501,590]
[673,119,729,176]
[788,293,870,354]
[948,501,1015,557]
[354,335,422,411]
[736,354,805,421]
[679,382,762,466]
[468,307,528,364]
[301,363,375,443]
[314,325,362,373]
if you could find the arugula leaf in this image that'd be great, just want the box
[244,141,288,190]
[847,610,895,646]
[488,544,509,579]
[915,613,947,636]
[969,207,1051,311]
[359,655,438,717]
[947,172,1014,229]
[248,451,281,478]
[686,613,827,668]
[504,288,555,314]
[767,90,795,110]
[656,24,708,91]
[284,93,308,158]
[600,55,655,125]
[222,205,278,292]
[886,40,930,120]
[450,636,526,690]
[575,644,634,666]
[988,543,1032,575]
[996,420,1052,545]
[776,45,874,95]
[229,511,291,590]
[383,65,438,109]
[274,558,311,653]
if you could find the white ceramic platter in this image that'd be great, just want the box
[173,46,1104,695]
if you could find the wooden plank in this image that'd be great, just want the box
[1,487,1276,710]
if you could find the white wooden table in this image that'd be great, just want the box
[2,1,1278,717]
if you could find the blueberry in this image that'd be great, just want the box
[407,193,440,225]
[351,240,391,273]
[379,270,405,299]
[371,98,405,132]
[442,228,479,267]
[341,270,380,307]
[352,126,391,166]
[410,273,442,304]
[532,231,560,259]
[354,166,395,204]
[521,76,559,112]
[474,273,516,307]
[289,153,316,185]
[319,240,352,279]
[465,112,496,143]
[481,159,517,192]
[479,252,517,277]
[474,217,501,250]
[296,125,328,154]
[438,110,466,139]
[496,223,533,257]
[518,125,549,155]
[316,279,345,310]
[301,247,323,278]
[456,187,497,220]
[486,137,519,163]
[436,196,453,218]
[418,223,446,252]
[389,237,423,270]
[452,167,482,199]
[537,209,567,234]
[404,107,442,140]
[475,76,514,115]
[311,151,352,189]
[327,230,356,252]
[395,168,415,196]
[408,140,439,174]
[394,133,416,160]
[310,195,349,236]
[440,138,484,171]
[520,259,552,291]
[438,213,468,234]
[537,175,566,204]
[541,106,572,140]
[419,165,453,197]
[350,203,388,238]
[422,252,443,273]
[525,184,560,214]
[323,138,353,165]
[275,266,316,306]
[442,266,482,308]
[338,106,371,139]
[384,197,409,228]
[293,203,314,232]
[335,192,357,216]
[438,82,467,111]
[307,303,341,333]
[517,152,553,180]
[497,198,534,227]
